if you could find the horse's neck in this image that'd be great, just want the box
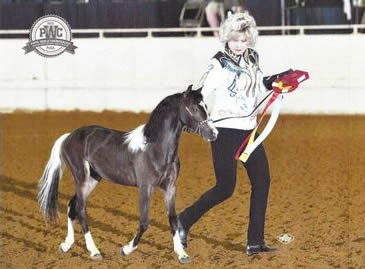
[152,117,183,161]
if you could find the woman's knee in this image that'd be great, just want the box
[216,182,235,200]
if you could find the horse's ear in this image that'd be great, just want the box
[183,84,193,98]
[196,86,202,94]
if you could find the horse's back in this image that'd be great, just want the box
[73,125,126,137]
[62,125,139,186]
[64,125,126,147]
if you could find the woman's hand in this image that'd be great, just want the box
[263,69,293,90]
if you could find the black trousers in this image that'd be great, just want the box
[179,127,271,245]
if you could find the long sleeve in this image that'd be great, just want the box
[197,49,269,130]
[198,59,222,99]
[197,59,223,114]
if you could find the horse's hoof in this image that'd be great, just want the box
[178,255,191,264]
[120,243,137,256]
[58,245,66,254]
[91,253,103,261]
[59,243,71,254]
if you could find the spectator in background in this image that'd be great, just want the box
[227,0,245,14]
[352,0,364,23]
[205,0,225,36]
[301,0,352,24]
[205,0,245,36]
[356,0,365,24]
[343,0,352,21]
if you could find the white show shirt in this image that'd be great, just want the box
[198,48,268,130]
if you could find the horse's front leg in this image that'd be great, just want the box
[121,184,153,256]
[162,183,191,264]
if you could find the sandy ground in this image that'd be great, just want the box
[1,111,364,269]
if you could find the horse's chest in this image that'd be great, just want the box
[151,162,178,186]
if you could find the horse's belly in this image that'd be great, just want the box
[95,165,138,186]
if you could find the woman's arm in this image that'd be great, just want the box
[198,59,222,97]
[196,59,223,113]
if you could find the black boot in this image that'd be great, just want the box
[177,216,188,249]
[246,244,279,256]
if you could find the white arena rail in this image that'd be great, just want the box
[0,24,365,37]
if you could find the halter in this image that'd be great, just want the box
[183,105,213,135]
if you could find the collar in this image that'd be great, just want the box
[224,44,242,66]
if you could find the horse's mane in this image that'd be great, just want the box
[144,93,182,143]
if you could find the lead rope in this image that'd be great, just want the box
[213,91,273,123]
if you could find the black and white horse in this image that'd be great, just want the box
[38,85,218,264]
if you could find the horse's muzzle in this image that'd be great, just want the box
[199,120,218,142]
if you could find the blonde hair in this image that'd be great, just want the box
[219,11,258,47]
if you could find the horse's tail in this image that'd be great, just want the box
[38,133,70,224]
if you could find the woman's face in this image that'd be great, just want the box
[227,32,248,56]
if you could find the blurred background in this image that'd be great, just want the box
[0,0,364,113]
[1,0,364,30]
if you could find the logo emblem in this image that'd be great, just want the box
[23,15,77,57]
[277,233,295,244]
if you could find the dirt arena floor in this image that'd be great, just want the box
[1,111,364,269]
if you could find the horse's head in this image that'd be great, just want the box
[180,85,218,142]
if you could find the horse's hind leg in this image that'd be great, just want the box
[121,184,153,256]
[162,183,190,264]
[66,159,102,260]
[80,176,102,259]
[59,195,77,253]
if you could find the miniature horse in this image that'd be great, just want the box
[38,85,218,264]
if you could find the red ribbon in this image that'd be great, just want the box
[234,91,279,160]
[234,70,309,161]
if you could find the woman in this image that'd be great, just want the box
[178,11,291,256]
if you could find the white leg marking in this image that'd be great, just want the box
[122,237,138,256]
[173,232,189,260]
[80,164,101,258]
[84,231,101,257]
[60,208,75,252]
